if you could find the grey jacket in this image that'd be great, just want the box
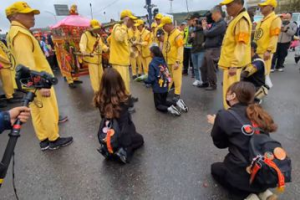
[203,19,227,49]
[278,21,298,43]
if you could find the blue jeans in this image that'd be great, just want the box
[191,51,205,81]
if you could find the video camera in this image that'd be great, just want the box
[0,65,58,189]
[195,11,214,26]
[15,65,58,90]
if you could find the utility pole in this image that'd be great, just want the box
[144,0,156,25]
[90,3,94,19]
[170,0,173,14]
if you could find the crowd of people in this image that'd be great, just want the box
[0,0,298,199]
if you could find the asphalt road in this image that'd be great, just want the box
[0,54,299,200]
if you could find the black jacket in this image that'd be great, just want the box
[188,28,205,53]
[211,103,269,192]
[0,112,11,134]
[203,19,227,49]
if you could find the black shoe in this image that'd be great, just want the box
[40,139,50,151]
[115,148,127,164]
[205,86,217,91]
[128,107,136,114]
[182,72,188,76]
[131,96,139,103]
[97,145,110,159]
[69,83,77,89]
[197,83,209,88]
[59,115,69,124]
[132,75,137,80]
[6,98,23,104]
[49,137,73,150]
[73,80,83,84]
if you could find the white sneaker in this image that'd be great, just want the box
[176,99,188,112]
[192,80,200,86]
[167,105,181,116]
[278,68,284,72]
[244,193,260,200]
[271,69,275,73]
[258,189,278,200]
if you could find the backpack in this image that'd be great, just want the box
[158,64,172,88]
[98,118,122,154]
[229,110,292,192]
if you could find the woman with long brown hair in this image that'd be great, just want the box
[94,68,144,164]
[207,81,278,200]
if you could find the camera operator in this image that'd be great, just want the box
[272,13,298,72]
[199,6,227,90]
[5,2,73,151]
[0,107,30,133]
[188,13,205,87]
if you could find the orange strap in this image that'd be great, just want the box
[250,162,261,184]
[106,129,114,154]
[264,158,285,192]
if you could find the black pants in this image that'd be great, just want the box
[125,133,144,160]
[272,42,290,69]
[154,92,174,113]
[201,48,220,88]
[211,162,268,197]
[183,48,193,75]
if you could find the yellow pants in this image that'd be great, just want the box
[88,63,103,93]
[131,56,142,76]
[112,65,130,93]
[222,68,242,109]
[0,68,14,99]
[10,68,17,89]
[141,56,152,74]
[258,53,273,75]
[30,87,59,142]
[169,63,183,95]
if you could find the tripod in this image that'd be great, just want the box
[0,91,35,187]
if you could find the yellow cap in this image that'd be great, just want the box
[258,0,277,8]
[155,13,163,20]
[158,16,173,28]
[5,1,40,17]
[219,0,234,5]
[90,19,101,30]
[134,19,144,27]
[120,10,137,20]
[151,22,157,28]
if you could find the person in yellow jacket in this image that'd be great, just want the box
[159,16,185,101]
[218,0,252,109]
[128,25,142,79]
[150,22,157,44]
[0,39,23,106]
[153,13,163,44]
[5,2,73,150]
[254,0,281,75]
[135,19,152,75]
[109,10,138,104]
[80,19,108,93]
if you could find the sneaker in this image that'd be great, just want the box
[205,86,217,91]
[244,193,260,200]
[49,137,73,150]
[258,190,278,200]
[197,83,209,88]
[115,148,127,164]
[40,139,50,151]
[59,115,69,124]
[270,69,275,73]
[176,99,188,112]
[69,83,77,89]
[172,94,180,103]
[128,107,136,114]
[73,80,83,84]
[132,75,137,80]
[192,80,201,87]
[167,105,181,116]
[131,96,139,103]
[278,68,284,72]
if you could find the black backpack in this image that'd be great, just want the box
[98,118,121,154]
[229,110,292,192]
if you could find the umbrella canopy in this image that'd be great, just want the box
[51,15,91,29]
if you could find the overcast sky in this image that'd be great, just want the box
[0,0,221,32]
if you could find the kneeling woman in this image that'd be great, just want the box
[94,68,144,164]
[208,82,278,200]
